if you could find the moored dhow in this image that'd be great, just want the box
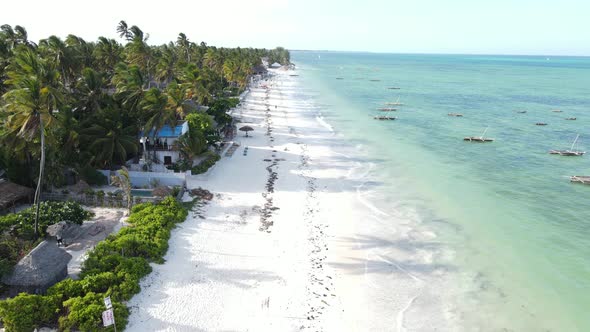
[464,127,494,142]
[374,115,396,120]
[549,134,585,156]
[570,175,590,185]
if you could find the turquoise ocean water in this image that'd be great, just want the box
[291,52,590,331]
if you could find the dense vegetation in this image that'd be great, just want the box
[0,197,188,331]
[0,22,290,188]
[0,201,93,278]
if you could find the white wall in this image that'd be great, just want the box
[127,171,186,188]
[154,151,181,165]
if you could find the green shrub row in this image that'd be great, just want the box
[0,197,188,331]
[191,151,221,175]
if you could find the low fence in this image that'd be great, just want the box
[41,192,161,208]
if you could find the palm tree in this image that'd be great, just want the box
[223,58,238,86]
[80,107,138,169]
[154,44,178,87]
[176,33,191,62]
[0,24,18,50]
[65,35,94,71]
[94,37,122,78]
[174,132,206,161]
[203,48,222,72]
[2,47,62,237]
[125,31,152,88]
[180,64,209,104]
[74,68,107,119]
[39,35,73,86]
[112,63,145,119]
[55,107,80,166]
[116,20,132,41]
[0,25,35,50]
[140,88,178,135]
[165,82,188,119]
[111,166,132,212]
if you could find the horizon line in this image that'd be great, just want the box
[288,49,590,58]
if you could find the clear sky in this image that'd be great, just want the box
[2,0,590,55]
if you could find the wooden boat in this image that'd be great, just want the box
[377,107,397,111]
[566,117,577,120]
[536,123,548,126]
[550,150,585,156]
[374,115,396,120]
[464,127,494,142]
[570,175,590,185]
[516,110,527,114]
[464,137,494,142]
[336,77,344,80]
[549,134,585,156]
[448,113,463,117]
[289,74,299,77]
[387,87,401,90]
[552,109,563,113]
[369,79,381,82]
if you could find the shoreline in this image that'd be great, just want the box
[126,68,452,331]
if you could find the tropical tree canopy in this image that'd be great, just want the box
[0,21,289,186]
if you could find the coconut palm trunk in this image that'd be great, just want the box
[34,114,45,238]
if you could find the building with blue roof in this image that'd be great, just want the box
[138,122,189,166]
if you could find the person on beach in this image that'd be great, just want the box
[56,234,64,247]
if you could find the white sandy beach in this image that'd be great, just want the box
[126,69,452,331]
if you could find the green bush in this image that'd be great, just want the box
[191,152,220,175]
[59,292,128,332]
[78,166,108,186]
[0,213,19,233]
[47,278,84,300]
[0,293,59,332]
[0,201,93,236]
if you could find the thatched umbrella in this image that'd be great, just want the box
[239,126,254,137]
[2,241,72,295]
[46,221,68,237]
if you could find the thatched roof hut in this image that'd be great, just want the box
[2,240,72,295]
[70,180,90,194]
[0,179,34,212]
[252,64,267,75]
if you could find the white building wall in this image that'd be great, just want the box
[127,171,186,187]
[154,150,181,165]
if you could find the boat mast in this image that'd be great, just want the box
[481,126,489,138]
[570,134,580,151]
